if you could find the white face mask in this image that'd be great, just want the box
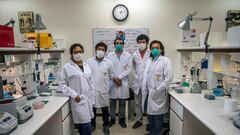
[139,43,146,51]
[73,53,83,62]
[96,50,105,58]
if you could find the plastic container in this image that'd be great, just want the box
[48,72,54,84]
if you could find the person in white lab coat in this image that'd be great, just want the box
[87,42,114,135]
[131,34,150,129]
[142,40,173,135]
[58,43,95,135]
[107,38,132,128]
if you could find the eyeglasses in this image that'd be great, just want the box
[115,42,123,45]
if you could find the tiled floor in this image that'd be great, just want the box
[73,116,149,135]
[73,115,170,135]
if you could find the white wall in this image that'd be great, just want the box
[1,0,240,78]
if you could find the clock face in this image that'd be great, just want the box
[112,4,129,21]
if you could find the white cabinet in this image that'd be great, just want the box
[61,101,74,135]
[35,100,74,135]
[170,97,183,135]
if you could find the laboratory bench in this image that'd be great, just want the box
[9,94,74,135]
[169,90,240,135]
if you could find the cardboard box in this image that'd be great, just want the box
[228,26,240,46]
[25,32,53,49]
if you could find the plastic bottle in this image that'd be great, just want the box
[213,80,224,96]
[48,72,54,84]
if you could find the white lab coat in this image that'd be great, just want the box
[87,57,115,108]
[57,61,95,124]
[131,50,150,95]
[107,51,132,99]
[142,56,173,115]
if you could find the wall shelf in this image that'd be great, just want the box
[177,46,240,53]
[213,71,240,78]
[0,48,65,55]
[2,72,34,80]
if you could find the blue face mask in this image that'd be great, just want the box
[151,48,160,58]
[115,44,123,52]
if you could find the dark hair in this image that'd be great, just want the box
[136,34,149,44]
[149,40,165,56]
[95,42,108,52]
[69,43,84,55]
[114,38,124,45]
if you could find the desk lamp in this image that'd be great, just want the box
[33,14,47,54]
[178,11,213,53]
[5,18,15,27]
[32,14,47,95]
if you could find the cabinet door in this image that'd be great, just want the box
[170,97,183,120]
[61,101,71,121]
[170,109,183,135]
[62,114,74,135]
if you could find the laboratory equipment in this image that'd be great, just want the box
[213,80,224,96]
[204,94,215,100]
[224,99,238,112]
[233,113,240,129]
[0,111,18,135]
[230,85,240,100]
[0,96,33,124]
[48,72,54,84]
[178,11,213,53]
[0,76,3,100]
[190,67,202,93]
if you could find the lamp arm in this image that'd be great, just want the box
[191,17,212,21]
[204,16,213,53]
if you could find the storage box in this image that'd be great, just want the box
[25,32,53,49]
[200,32,227,47]
[0,25,14,48]
[228,26,240,46]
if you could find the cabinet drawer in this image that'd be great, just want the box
[61,101,70,121]
[170,109,183,135]
[62,114,74,135]
[170,97,183,120]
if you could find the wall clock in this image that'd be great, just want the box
[112,4,129,21]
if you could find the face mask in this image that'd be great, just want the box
[139,43,146,51]
[115,44,123,52]
[96,50,105,58]
[151,48,160,58]
[73,53,83,62]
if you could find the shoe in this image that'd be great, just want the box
[103,125,110,135]
[146,124,150,131]
[132,121,142,129]
[119,118,127,128]
[109,118,116,127]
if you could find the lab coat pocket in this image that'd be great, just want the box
[151,90,160,101]
[77,95,87,105]
[154,72,162,81]
[103,71,109,80]
[151,89,166,102]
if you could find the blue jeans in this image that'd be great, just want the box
[147,114,164,135]
[110,99,126,120]
[76,122,91,135]
[144,94,164,135]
